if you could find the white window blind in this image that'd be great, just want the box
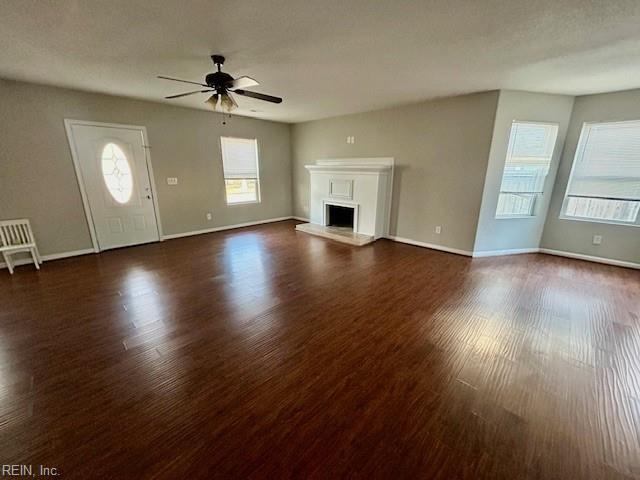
[220,137,260,204]
[562,121,640,225]
[496,121,558,217]
[221,137,259,179]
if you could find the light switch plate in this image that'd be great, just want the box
[167,177,178,185]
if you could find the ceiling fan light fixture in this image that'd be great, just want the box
[220,93,236,112]
[205,94,219,109]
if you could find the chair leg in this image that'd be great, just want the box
[30,248,40,270]
[34,246,43,264]
[3,252,14,275]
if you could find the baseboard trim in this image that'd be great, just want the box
[160,216,294,241]
[4,223,635,271]
[386,235,473,257]
[539,248,640,270]
[472,248,540,258]
[1,217,299,270]
[385,236,639,269]
[0,248,94,270]
[292,216,310,222]
[43,248,96,261]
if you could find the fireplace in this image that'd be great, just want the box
[295,157,394,246]
[326,204,355,229]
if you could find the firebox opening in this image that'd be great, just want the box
[327,204,354,229]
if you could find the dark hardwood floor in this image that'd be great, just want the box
[1,220,639,479]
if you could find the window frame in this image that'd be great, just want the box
[495,120,560,220]
[101,141,134,205]
[495,193,539,220]
[219,136,262,206]
[559,120,640,228]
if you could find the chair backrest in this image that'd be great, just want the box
[0,219,35,248]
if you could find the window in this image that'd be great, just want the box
[101,143,133,204]
[495,121,559,218]
[561,121,640,226]
[220,137,260,204]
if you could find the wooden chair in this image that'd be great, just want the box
[0,219,41,274]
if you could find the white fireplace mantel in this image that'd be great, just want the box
[305,165,392,174]
[303,157,394,240]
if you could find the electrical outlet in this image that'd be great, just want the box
[346,136,355,144]
[166,177,178,185]
[592,234,602,245]
[206,212,212,221]
[435,226,442,234]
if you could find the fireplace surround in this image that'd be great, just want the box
[295,158,394,245]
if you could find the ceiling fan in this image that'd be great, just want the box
[158,55,282,112]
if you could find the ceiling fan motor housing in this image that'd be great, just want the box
[205,71,234,90]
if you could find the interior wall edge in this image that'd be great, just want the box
[472,90,576,253]
[0,216,298,270]
[385,235,473,257]
[160,216,295,240]
[538,248,640,270]
[0,248,94,270]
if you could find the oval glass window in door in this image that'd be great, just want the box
[101,143,133,204]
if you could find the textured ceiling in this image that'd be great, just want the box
[2,0,640,122]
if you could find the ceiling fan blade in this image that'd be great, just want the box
[226,76,259,89]
[228,92,238,109]
[165,89,213,99]
[157,75,208,87]
[233,89,282,104]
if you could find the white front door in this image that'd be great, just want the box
[67,122,160,250]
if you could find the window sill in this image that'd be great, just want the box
[226,200,261,206]
[495,215,536,220]
[558,215,640,228]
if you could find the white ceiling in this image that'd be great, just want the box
[2,0,640,123]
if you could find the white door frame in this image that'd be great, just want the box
[64,119,164,252]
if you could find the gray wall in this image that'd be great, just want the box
[542,89,640,263]
[3,78,636,264]
[0,79,292,256]
[474,90,574,253]
[291,91,499,252]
